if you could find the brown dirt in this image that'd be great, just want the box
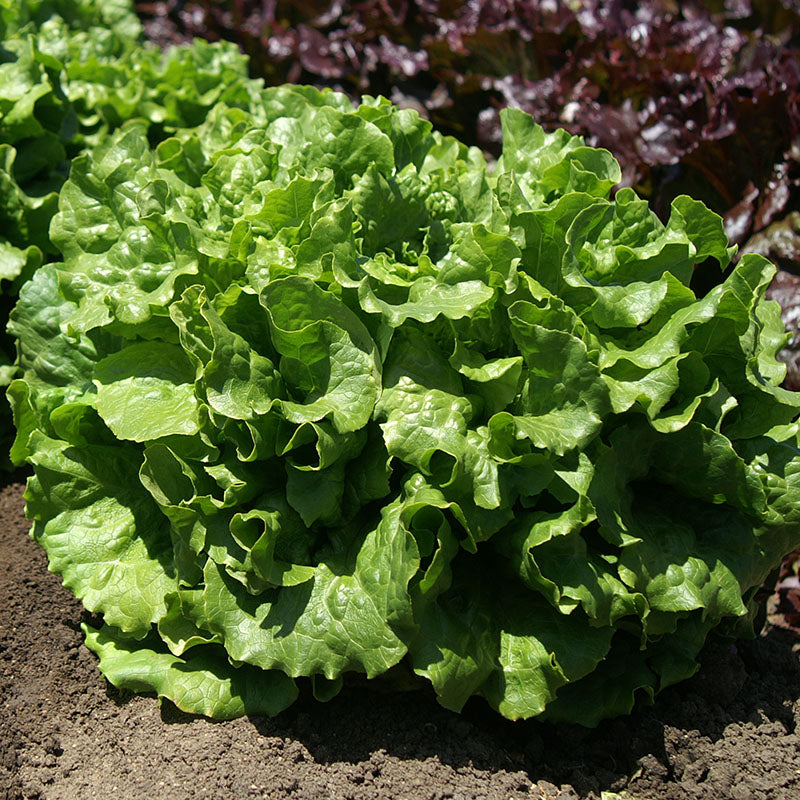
[1,478,800,800]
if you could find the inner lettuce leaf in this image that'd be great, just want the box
[9,84,800,724]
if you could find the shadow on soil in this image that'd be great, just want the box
[136,625,800,798]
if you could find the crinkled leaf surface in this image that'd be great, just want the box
[83,624,298,719]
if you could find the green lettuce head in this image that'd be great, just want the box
[9,86,800,723]
[0,0,264,460]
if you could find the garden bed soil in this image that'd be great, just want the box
[2,479,800,800]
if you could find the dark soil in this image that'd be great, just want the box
[2,479,800,800]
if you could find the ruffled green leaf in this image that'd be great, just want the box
[26,431,178,636]
[83,623,297,719]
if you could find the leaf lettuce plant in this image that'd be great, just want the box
[9,87,800,723]
[0,0,263,455]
